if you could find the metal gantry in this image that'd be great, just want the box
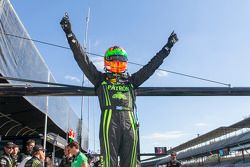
[1,86,250,96]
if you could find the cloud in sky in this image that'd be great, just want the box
[195,122,207,127]
[64,75,81,83]
[156,70,168,77]
[142,131,185,141]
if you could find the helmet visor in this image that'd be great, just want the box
[105,55,128,62]
[104,60,127,73]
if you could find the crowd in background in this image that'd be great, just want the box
[0,139,46,167]
[0,140,98,167]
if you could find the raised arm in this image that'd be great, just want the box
[130,32,178,88]
[60,14,102,86]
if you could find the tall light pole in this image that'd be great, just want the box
[79,8,91,148]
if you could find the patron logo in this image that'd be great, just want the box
[112,92,127,100]
[107,85,129,92]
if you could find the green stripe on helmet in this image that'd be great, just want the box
[105,46,128,59]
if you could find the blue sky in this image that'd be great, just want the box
[10,0,250,154]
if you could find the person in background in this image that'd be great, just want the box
[11,144,20,167]
[0,142,14,167]
[45,155,54,167]
[59,146,72,167]
[18,140,35,162]
[167,151,181,167]
[24,145,45,167]
[67,142,88,167]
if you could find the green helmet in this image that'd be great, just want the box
[104,46,128,62]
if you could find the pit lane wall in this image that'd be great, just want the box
[0,0,88,150]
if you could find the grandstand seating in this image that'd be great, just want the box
[142,119,250,167]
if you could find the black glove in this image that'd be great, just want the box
[60,13,72,34]
[164,31,178,50]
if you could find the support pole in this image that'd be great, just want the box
[43,72,50,165]
[242,149,245,162]
[52,142,55,165]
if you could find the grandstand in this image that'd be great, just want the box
[141,117,250,167]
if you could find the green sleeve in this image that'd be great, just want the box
[80,153,88,163]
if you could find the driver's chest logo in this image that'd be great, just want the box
[107,84,129,100]
[112,92,127,100]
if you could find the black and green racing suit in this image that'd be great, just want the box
[65,33,172,167]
